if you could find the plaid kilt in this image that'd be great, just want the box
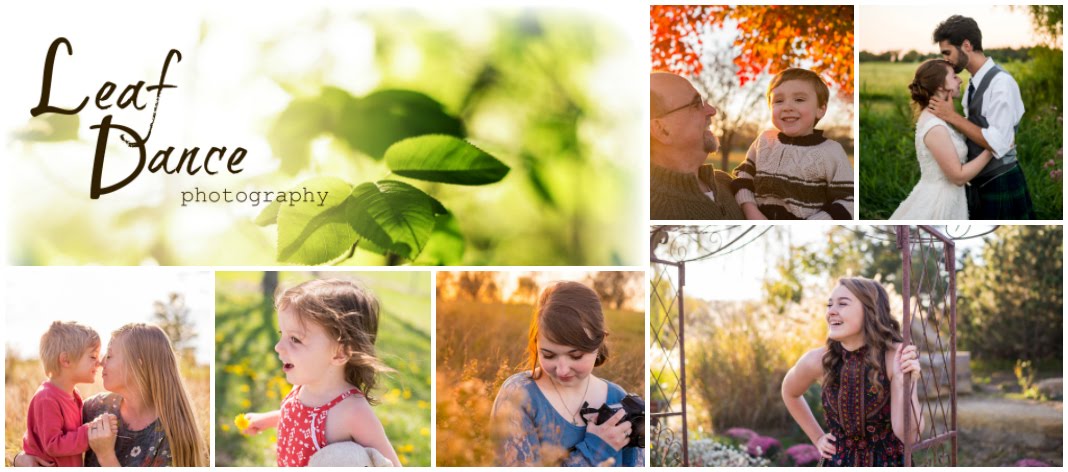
[967,165,1036,220]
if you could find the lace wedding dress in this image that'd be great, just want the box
[890,114,968,220]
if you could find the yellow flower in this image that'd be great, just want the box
[270,435,277,444]
[402,389,412,400]
[239,384,250,393]
[399,444,415,453]
[240,399,251,409]
[417,400,429,410]
[221,424,231,432]
[399,455,409,465]
[419,427,429,437]
[234,414,250,432]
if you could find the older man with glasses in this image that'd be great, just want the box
[650,72,743,220]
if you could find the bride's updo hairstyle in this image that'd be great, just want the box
[908,59,953,109]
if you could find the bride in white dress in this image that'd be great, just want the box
[891,59,993,220]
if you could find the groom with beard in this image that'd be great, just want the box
[928,15,1036,219]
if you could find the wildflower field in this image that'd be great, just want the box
[214,271,431,466]
[435,299,646,466]
[859,52,1063,219]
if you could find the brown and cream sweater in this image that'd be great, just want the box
[651,163,744,220]
[731,129,854,220]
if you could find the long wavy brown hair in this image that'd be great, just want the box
[821,278,902,395]
[276,278,392,404]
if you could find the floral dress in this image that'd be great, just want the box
[82,393,171,467]
[822,346,905,466]
[276,385,362,467]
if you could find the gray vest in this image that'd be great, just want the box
[965,65,1018,180]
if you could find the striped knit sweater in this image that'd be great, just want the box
[731,129,854,220]
[651,163,744,220]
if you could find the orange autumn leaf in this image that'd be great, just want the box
[650,5,854,96]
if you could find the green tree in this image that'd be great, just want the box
[958,226,1063,361]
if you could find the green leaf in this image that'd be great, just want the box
[346,180,437,260]
[338,90,464,160]
[385,135,509,185]
[268,87,354,175]
[276,177,357,264]
[413,213,465,265]
[254,200,281,226]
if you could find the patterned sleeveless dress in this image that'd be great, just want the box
[822,346,905,466]
[276,386,362,467]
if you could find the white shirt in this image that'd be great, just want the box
[962,57,1025,159]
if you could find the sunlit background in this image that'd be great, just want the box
[649,225,1062,467]
[5,268,213,465]
[2,2,646,266]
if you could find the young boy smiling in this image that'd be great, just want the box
[732,68,854,220]
[22,321,109,467]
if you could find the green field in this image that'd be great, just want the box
[859,57,1063,219]
[214,271,431,466]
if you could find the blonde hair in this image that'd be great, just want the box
[526,281,609,379]
[40,321,100,377]
[112,323,205,467]
[276,279,390,404]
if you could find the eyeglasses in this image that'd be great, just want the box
[655,93,707,118]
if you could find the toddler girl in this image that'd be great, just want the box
[241,279,400,467]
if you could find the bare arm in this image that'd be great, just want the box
[928,96,992,152]
[241,410,280,435]
[782,348,827,445]
[889,344,923,444]
[345,399,401,467]
[923,124,994,186]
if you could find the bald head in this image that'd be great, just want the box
[650,72,694,118]
[650,71,719,172]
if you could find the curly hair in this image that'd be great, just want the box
[276,278,391,404]
[821,277,903,396]
[526,281,609,379]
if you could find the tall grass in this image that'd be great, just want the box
[436,300,646,466]
[686,300,826,435]
[4,355,211,466]
[860,57,1063,219]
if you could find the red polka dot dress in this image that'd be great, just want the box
[276,385,362,467]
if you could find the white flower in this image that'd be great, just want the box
[130,446,142,457]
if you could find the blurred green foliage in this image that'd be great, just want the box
[958,225,1063,362]
[11,9,639,266]
[263,10,639,266]
[214,271,431,466]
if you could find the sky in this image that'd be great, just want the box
[664,225,987,302]
[856,6,1053,54]
[5,269,214,364]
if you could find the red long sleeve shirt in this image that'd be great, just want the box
[23,381,89,467]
